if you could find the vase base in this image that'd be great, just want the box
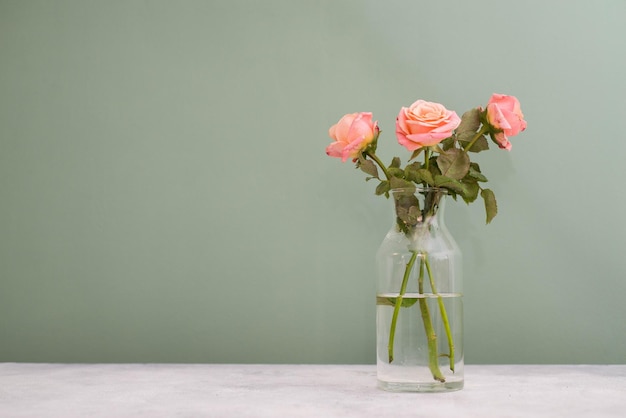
[377,379,463,393]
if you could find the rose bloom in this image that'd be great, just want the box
[326,112,379,162]
[396,100,461,151]
[486,94,527,151]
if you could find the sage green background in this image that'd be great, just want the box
[1,0,625,364]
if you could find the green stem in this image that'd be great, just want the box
[425,255,455,372]
[364,151,392,181]
[387,250,417,363]
[424,148,430,170]
[418,254,445,382]
[465,125,490,151]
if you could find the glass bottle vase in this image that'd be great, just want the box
[376,187,463,392]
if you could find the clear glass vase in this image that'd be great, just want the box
[376,187,463,392]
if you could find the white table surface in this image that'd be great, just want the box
[1,363,625,417]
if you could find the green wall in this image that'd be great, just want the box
[1,0,625,364]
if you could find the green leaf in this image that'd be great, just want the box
[409,148,424,161]
[428,157,441,177]
[389,176,415,191]
[456,131,475,143]
[404,162,419,181]
[381,297,418,308]
[457,108,481,133]
[388,167,404,178]
[404,169,419,183]
[417,169,435,186]
[431,144,446,154]
[434,175,466,194]
[457,130,489,153]
[400,297,418,308]
[466,135,489,153]
[394,193,421,231]
[404,162,435,186]
[440,136,455,151]
[390,157,401,168]
[468,166,488,182]
[397,204,420,226]
[461,181,479,203]
[481,189,498,224]
[358,158,379,178]
[375,181,390,196]
[405,161,422,171]
[436,148,470,180]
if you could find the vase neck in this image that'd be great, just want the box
[391,188,447,236]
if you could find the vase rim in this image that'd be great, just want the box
[390,186,449,194]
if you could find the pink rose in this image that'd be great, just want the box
[486,94,527,151]
[326,112,379,162]
[395,100,461,151]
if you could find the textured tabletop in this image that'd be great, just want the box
[1,363,625,417]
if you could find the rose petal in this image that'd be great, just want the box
[325,141,345,158]
[493,132,512,151]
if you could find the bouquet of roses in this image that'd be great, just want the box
[326,94,526,223]
[326,94,526,383]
